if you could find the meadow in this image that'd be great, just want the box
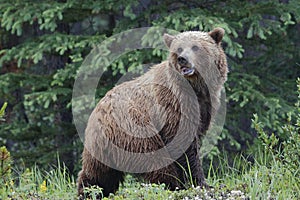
[1,118,299,200]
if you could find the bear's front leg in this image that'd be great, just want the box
[143,163,181,190]
[190,140,209,188]
[176,138,208,188]
[194,158,209,188]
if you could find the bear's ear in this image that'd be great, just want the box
[209,27,225,44]
[163,33,175,48]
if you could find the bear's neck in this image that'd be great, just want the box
[165,61,212,133]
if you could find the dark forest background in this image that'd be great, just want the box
[0,0,299,175]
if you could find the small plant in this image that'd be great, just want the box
[0,102,7,121]
[252,114,279,154]
[83,185,104,200]
[39,180,47,193]
[113,176,172,200]
[0,146,12,181]
[281,78,300,178]
[0,146,13,198]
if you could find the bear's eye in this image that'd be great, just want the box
[177,47,183,53]
[192,45,199,51]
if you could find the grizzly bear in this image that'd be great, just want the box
[77,27,228,199]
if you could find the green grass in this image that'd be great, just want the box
[1,149,299,200]
[1,164,77,200]
[207,150,300,200]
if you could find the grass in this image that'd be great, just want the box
[207,150,300,200]
[1,163,77,200]
[1,148,299,200]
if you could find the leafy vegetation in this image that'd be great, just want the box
[0,102,7,120]
[0,146,12,195]
[0,160,76,200]
[0,0,299,199]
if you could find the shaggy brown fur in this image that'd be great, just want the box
[77,28,228,199]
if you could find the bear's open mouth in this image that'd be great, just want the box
[180,66,195,76]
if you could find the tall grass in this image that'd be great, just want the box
[1,146,299,199]
[1,161,77,200]
[207,148,299,199]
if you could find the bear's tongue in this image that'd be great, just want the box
[181,67,195,76]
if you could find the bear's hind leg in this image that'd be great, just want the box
[77,168,124,199]
[77,150,124,199]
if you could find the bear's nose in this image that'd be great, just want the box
[177,56,188,66]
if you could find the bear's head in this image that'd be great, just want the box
[163,28,228,85]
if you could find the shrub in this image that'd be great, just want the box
[0,146,13,198]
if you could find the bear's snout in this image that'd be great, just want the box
[177,56,189,66]
[177,56,195,76]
